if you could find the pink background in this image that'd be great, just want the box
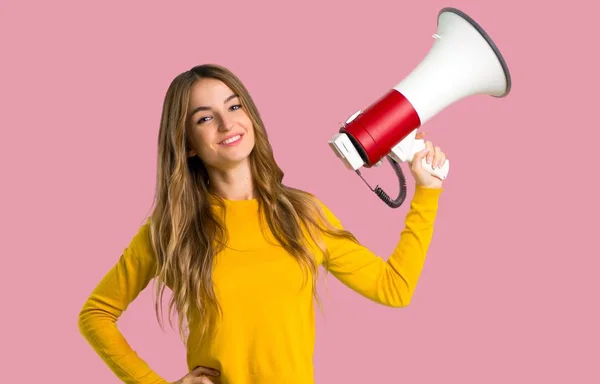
[1,0,598,382]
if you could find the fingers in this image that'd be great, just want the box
[430,145,440,168]
[191,366,221,377]
[420,140,447,169]
[424,140,434,165]
[413,139,447,172]
[415,131,426,139]
[190,373,218,384]
[433,148,446,169]
[411,146,429,172]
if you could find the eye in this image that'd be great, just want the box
[230,104,242,111]
[197,116,212,124]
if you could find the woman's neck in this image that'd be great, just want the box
[206,161,255,201]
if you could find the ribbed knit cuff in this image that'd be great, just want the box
[413,185,443,203]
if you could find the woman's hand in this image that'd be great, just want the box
[172,366,221,384]
[409,132,447,189]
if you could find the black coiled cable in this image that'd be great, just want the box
[373,156,408,208]
[356,156,408,209]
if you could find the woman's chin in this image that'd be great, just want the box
[218,150,253,168]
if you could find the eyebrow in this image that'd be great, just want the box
[190,94,239,117]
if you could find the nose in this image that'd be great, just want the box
[218,115,234,131]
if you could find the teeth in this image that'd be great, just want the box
[222,135,241,145]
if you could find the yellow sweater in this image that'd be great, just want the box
[78,186,442,384]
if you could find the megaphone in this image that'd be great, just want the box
[329,7,511,208]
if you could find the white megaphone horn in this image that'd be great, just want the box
[328,7,511,208]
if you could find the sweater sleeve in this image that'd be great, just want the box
[78,222,170,384]
[318,185,442,307]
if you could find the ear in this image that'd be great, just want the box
[186,139,196,158]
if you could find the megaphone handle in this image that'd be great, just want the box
[411,139,450,180]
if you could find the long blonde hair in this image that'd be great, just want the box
[150,64,357,341]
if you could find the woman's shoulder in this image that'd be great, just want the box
[123,217,155,259]
[290,187,342,226]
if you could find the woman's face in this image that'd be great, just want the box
[186,78,255,171]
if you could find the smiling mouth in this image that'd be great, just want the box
[220,134,243,145]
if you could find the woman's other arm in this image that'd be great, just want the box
[78,222,169,384]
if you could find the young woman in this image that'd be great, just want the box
[78,64,447,384]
